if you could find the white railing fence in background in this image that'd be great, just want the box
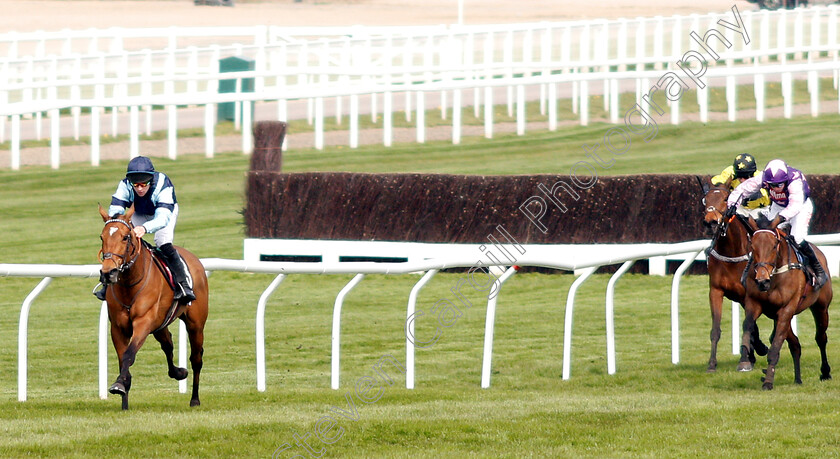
[2,6,840,169]
[5,235,840,401]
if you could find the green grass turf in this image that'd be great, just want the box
[1,116,840,457]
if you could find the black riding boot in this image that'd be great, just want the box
[799,240,828,288]
[93,284,107,301]
[159,243,196,304]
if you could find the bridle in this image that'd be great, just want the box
[99,218,140,274]
[751,228,801,278]
[703,188,750,263]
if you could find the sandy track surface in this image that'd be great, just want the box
[1,0,753,33]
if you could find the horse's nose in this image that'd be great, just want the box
[100,269,118,284]
[757,279,770,292]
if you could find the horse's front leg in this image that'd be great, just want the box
[108,321,132,410]
[111,317,155,410]
[154,328,188,381]
[737,301,762,372]
[762,310,795,390]
[707,287,724,372]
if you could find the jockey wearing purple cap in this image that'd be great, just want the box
[727,159,827,287]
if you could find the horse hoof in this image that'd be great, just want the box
[762,382,774,391]
[737,362,753,372]
[169,367,188,381]
[109,382,126,395]
[821,374,832,381]
[706,367,717,373]
[190,399,201,407]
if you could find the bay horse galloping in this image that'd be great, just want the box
[741,217,832,390]
[98,204,208,409]
[701,179,767,372]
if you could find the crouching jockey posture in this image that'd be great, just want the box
[727,159,828,288]
[94,156,196,304]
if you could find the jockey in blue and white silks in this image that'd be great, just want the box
[109,161,178,246]
[727,159,827,287]
[95,156,195,304]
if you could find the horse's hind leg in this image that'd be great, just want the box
[153,328,188,381]
[811,304,831,381]
[751,321,768,357]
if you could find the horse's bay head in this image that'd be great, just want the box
[98,204,137,285]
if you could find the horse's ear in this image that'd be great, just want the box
[746,216,759,234]
[124,204,135,221]
[98,203,109,222]
[723,176,733,190]
[696,176,710,194]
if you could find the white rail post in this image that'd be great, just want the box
[416,91,425,144]
[452,88,462,145]
[516,84,525,135]
[178,320,187,394]
[562,266,597,380]
[49,109,60,169]
[167,105,178,160]
[731,301,740,355]
[782,71,793,119]
[314,96,324,150]
[99,300,108,399]
[483,85,493,139]
[606,261,635,375]
[11,114,20,170]
[406,269,438,389]
[670,250,702,365]
[350,94,359,149]
[481,266,518,389]
[130,105,140,159]
[755,69,765,122]
[204,103,216,158]
[256,274,286,392]
[332,274,365,390]
[384,89,393,147]
[18,277,53,402]
[243,99,253,154]
[91,108,100,167]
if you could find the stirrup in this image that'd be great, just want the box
[174,283,196,305]
[93,283,107,301]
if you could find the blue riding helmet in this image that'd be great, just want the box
[126,156,155,183]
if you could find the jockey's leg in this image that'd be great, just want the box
[159,243,196,304]
[791,200,825,287]
[799,241,827,288]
